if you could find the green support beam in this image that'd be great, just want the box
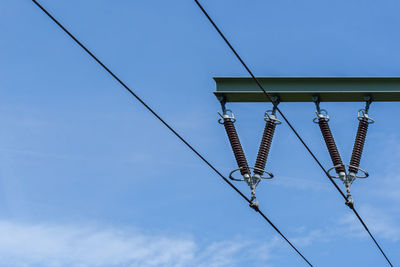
[214,77,400,102]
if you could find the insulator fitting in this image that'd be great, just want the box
[254,110,281,175]
[312,109,329,123]
[349,108,374,174]
[218,110,250,176]
[315,111,346,174]
[218,98,278,206]
[313,96,374,206]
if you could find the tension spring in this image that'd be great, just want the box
[349,98,374,174]
[313,99,345,175]
[254,102,281,176]
[218,109,250,176]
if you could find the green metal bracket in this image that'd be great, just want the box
[214,77,400,102]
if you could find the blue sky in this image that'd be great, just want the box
[1,0,400,266]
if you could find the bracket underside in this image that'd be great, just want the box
[214,77,400,102]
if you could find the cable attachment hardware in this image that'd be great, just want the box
[345,97,374,205]
[264,108,282,125]
[312,96,330,123]
[219,98,279,208]
[249,98,281,206]
[313,96,374,207]
[218,109,236,124]
[357,110,374,124]
[218,109,250,175]
[327,163,369,208]
[229,166,273,208]
[218,98,251,194]
[254,100,280,179]
[312,109,330,123]
[313,97,346,176]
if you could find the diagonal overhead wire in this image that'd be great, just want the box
[193,1,393,266]
[31,1,313,266]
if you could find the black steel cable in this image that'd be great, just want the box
[193,1,393,266]
[193,0,346,200]
[31,1,313,266]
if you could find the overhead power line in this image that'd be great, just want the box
[193,1,393,266]
[31,1,313,266]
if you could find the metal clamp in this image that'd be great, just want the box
[312,96,330,123]
[229,166,274,181]
[313,109,330,123]
[326,164,346,179]
[327,164,369,179]
[347,165,369,178]
[218,109,236,124]
[357,109,374,124]
[327,163,368,208]
[264,110,282,124]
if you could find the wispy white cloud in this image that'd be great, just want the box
[0,220,278,267]
[338,205,400,242]
[369,170,400,206]
[289,205,400,248]
[291,229,333,247]
[367,133,400,205]
[272,175,329,192]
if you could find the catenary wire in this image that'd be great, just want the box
[31,1,313,266]
[193,1,393,266]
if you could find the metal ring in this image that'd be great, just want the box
[264,110,282,124]
[218,109,236,124]
[327,164,346,179]
[357,109,374,124]
[250,166,274,179]
[327,164,369,179]
[229,167,247,181]
[229,166,274,181]
[348,165,369,178]
[313,109,329,124]
[229,167,250,182]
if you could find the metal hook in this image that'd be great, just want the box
[218,96,227,114]
[312,96,330,122]
[264,110,282,124]
[326,162,369,208]
[218,110,236,124]
[364,96,373,114]
[357,96,374,124]
[357,109,374,124]
[264,97,282,124]
[271,96,280,114]
[312,96,321,114]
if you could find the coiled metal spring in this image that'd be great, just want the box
[317,117,345,174]
[254,117,277,175]
[220,113,250,176]
[349,109,373,173]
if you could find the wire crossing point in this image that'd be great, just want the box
[195,0,394,265]
[31,1,313,266]
[218,97,280,208]
[313,96,373,208]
